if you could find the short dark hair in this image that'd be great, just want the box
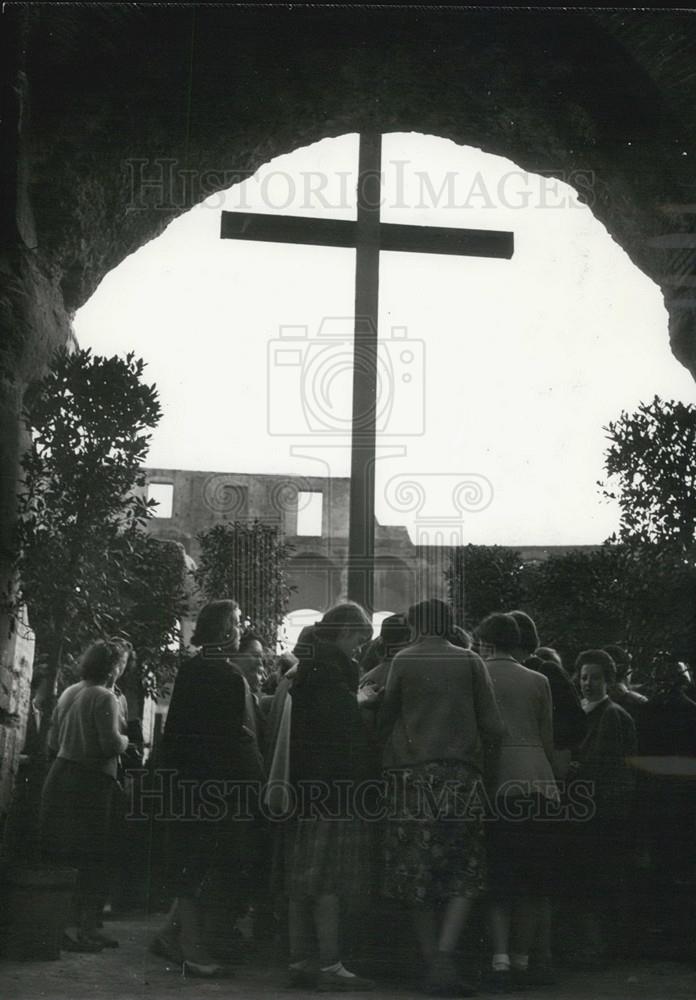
[81,640,125,684]
[314,602,372,644]
[535,646,563,669]
[475,613,521,655]
[509,610,539,656]
[191,599,239,647]
[604,644,631,680]
[239,630,265,654]
[379,614,412,656]
[408,599,453,638]
[576,648,616,685]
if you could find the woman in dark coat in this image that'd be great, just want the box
[155,599,263,977]
[284,602,377,992]
[568,649,637,963]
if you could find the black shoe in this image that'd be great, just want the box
[510,968,529,992]
[483,969,512,994]
[525,961,557,987]
[62,932,105,954]
[425,953,477,996]
[286,964,318,989]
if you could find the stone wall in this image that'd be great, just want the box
[0,615,35,840]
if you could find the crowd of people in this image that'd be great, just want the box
[38,596,696,996]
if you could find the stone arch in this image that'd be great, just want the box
[13,7,696,375]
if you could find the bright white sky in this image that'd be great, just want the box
[74,133,695,546]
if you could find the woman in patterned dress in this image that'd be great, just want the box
[380,599,504,996]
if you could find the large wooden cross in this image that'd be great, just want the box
[221,133,513,615]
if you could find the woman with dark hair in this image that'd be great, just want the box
[474,612,557,992]
[153,599,264,977]
[40,639,130,951]
[284,601,377,992]
[568,649,637,963]
[359,613,411,691]
[380,598,504,996]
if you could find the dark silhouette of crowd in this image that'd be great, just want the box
[39,597,696,996]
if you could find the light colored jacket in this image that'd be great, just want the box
[48,681,129,777]
[380,639,504,772]
[484,656,558,801]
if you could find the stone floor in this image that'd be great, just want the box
[1,917,696,1000]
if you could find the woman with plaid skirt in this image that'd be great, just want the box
[284,602,379,992]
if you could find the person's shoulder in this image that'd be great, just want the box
[58,680,83,698]
[89,684,121,706]
[390,645,415,669]
[457,648,487,671]
[56,681,85,707]
[605,700,633,725]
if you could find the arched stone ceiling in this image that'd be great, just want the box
[13,6,696,376]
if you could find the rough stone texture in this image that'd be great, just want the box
[13,5,696,375]
[4,5,696,828]
[0,616,35,839]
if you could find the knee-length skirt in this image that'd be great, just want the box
[382,760,487,906]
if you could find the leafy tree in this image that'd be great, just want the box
[600,396,696,668]
[601,396,696,549]
[112,534,190,701]
[7,347,161,732]
[524,546,626,668]
[195,519,295,649]
[446,544,526,632]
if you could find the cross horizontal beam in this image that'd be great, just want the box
[221,210,514,259]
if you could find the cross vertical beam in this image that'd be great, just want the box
[220,138,514,623]
[347,133,382,616]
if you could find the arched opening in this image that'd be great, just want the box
[282,607,321,651]
[75,133,694,549]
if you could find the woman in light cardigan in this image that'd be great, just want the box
[380,599,504,997]
[474,613,558,993]
[41,639,130,951]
